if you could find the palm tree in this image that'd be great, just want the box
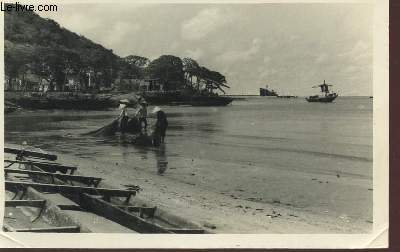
[182,57,200,89]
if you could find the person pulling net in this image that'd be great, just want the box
[84,99,141,136]
[130,106,168,147]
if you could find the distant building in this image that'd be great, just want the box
[139,79,164,92]
[65,75,81,91]
[5,71,50,91]
[38,79,50,92]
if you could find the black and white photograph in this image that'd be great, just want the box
[1,0,388,248]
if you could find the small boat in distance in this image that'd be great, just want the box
[260,85,278,97]
[306,80,338,103]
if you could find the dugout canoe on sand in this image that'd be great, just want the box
[3,146,205,233]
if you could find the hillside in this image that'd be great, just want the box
[4,7,229,94]
[5,8,120,91]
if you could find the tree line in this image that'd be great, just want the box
[4,9,229,94]
[5,47,229,94]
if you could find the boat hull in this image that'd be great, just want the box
[4,146,205,233]
[306,94,338,103]
[259,88,278,96]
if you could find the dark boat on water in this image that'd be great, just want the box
[259,85,278,97]
[306,80,338,103]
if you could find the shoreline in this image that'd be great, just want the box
[4,97,373,234]
[36,145,372,234]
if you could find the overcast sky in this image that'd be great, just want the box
[39,3,373,95]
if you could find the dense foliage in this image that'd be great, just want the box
[5,8,229,94]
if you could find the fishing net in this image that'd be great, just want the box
[84,116,142,136]
[84,119,120,136]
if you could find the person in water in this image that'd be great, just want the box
[152,106,168,145]
[136,100,148,132]
[119,99,130,133]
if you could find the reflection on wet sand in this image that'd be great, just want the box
[115,134,168,175]
[155,144,168,175]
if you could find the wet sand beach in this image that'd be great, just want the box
[50,151,372,233]
[5,97,373,233]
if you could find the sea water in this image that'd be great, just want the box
[4,96,373,222]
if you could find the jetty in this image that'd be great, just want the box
[3,146,205,233]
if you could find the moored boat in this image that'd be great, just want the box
[306,80,338,103]
[306,94,338,102]
[259,85,278,97]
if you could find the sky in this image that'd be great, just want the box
[39,3,374,96]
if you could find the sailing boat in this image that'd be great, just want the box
[306,80,338,103]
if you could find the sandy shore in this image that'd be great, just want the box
[45,147,373,234]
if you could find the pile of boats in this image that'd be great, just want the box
[142,91,233,106]
[3,146,205,233]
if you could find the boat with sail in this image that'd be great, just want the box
[306,80,338,103]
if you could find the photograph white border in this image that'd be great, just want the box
[0,0,389,248]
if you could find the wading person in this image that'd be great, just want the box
[152,106,168,145]
[119,99,129,134]
[136,100,148,132]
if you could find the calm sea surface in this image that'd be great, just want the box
[4,96,373,220]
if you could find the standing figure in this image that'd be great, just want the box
[119,99,130,134]
[136,100,148,132]
[152,106,168,145]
